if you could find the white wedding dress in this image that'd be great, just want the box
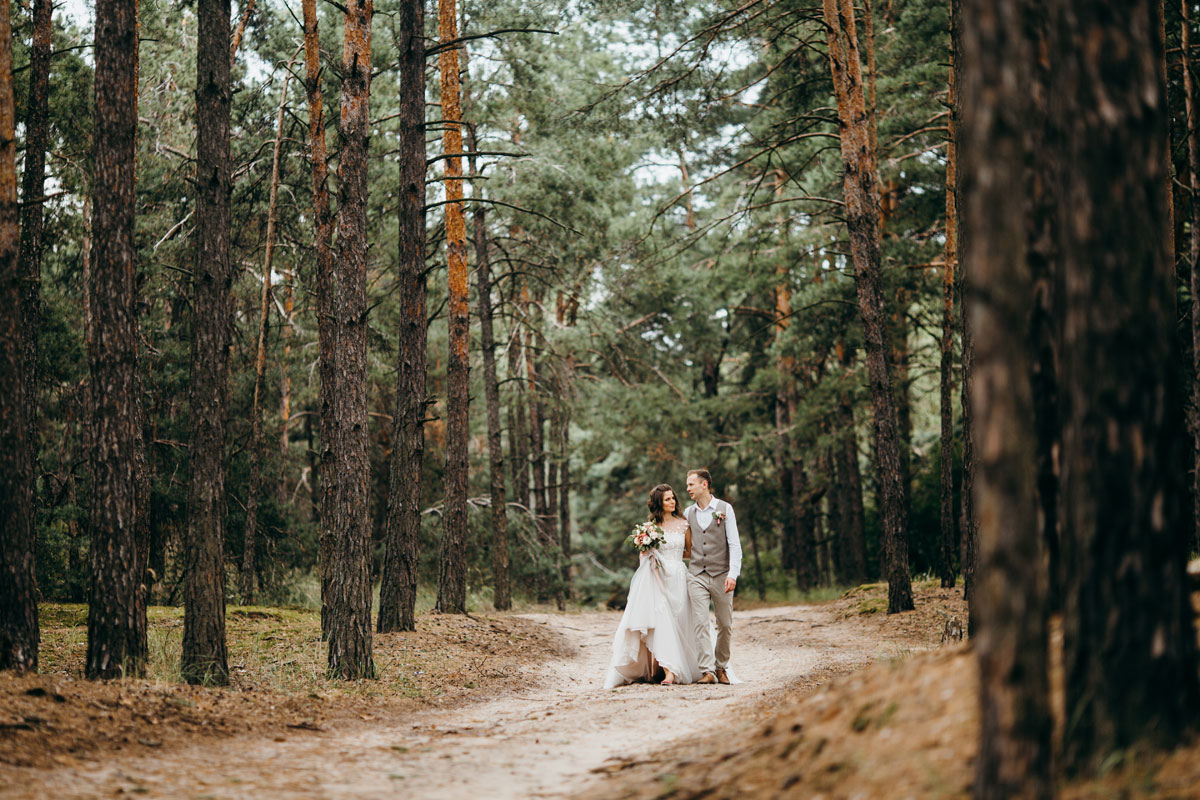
[604,518,702,688]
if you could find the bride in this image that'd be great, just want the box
[603,484,701,688]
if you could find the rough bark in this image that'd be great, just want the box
[1054,0,1200,771]
[822,0,913,613]
[87,0,147,680]
[18,0,51,459]
[0,0,38,672]
[377,0,426,634]
[326,0,375,678]
[437,0,469,615]
[301,0,336,639]
[243,64,294,605]
[183,0,232,686]
[938,7,958,591]
[1184,0,1200,556]
[954,0,979,633]
[960,2,1054,794]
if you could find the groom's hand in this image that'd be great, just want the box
[724,577,736,593]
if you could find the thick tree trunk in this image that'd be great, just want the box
[558,392,572,599]
[1184,0,1200,556]
[468,125,510,612]
[18,0,50,460]
[960,2,1053,794]
[377,0,426,634]
[183,0,232,686]
[1054,0,1200,771]
[243,65,293,606]
[436,0,469,615]
[326,0,375,678]
[822,0,913,613]
[87,0,147,680]
[0,0,38,672]
[938,9,959,591]
[302,0,336,639]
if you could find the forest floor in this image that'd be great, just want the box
[2,579,1196,799]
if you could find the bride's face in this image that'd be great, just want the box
[662,491,676,513]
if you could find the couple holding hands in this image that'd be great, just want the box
[603,469,743,689]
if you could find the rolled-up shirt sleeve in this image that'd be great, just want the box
[725,502,743,580]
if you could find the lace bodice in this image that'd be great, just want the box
[658,517,688,563]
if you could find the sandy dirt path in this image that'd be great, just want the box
[7,603,914,799]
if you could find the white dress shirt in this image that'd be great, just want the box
[691,496,743,580]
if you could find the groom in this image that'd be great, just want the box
[684,469,742,685]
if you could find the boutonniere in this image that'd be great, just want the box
[713,509,726,523]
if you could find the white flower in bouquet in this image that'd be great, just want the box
[626,521,665,553]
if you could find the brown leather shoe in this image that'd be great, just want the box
[715,669,730,685]
[697,672,717,684]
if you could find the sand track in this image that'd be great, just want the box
[7,603,910,799]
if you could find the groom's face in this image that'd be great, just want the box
[686,474,703,499]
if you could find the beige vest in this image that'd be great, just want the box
[687,500,730,577]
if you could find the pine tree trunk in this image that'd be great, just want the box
[507,303,530,512]
[1054,0,1200,770]
[87,0,147,680]
[326,0,376,678]
[278,271,293,507]
[183,0,232,686]
[18,0,50,462]
[822,0,913,613]
[954,0,979,636]
[960,3,1054,794]
[1183,0,1200,556]
[558,393,572,599]
[243,64,294,606]
[471,153,510,608]
[792,457,817,590]
[0,0,38,673]
[302,0,336,640]
[436,0,469,615]
[938,9,959,591]
[775,396,797,574]
[377,0,426,634]
[230,0,256,60]
[835,343,868,585]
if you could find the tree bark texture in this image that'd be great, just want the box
[326,0,375,678]
[822,0,913,613]
[557,386,572,599]
[1054,0,1200,771]
[468,128,510,612]
[0,0,38,673]
[378,0,426,634]
[507,306,530,512]
[243,64,294,605]
[436,0,469,615]
[183,0,232,686]
[87,0,147,680]
[960,2,1054,794]
[954,0,979,635]
[302,0,336,639]
[1184,0,1200,556]
[18,0,51,458]
[938,18,959,590]
[835,343,868,584]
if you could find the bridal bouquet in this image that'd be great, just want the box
[627,521,666,553]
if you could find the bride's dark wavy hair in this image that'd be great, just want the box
[647,484,686,525]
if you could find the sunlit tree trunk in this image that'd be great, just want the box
[437,0,469,615]
[938,5,959,590]
[822,0,913,612]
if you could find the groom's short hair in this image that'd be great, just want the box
[687,468,713,489]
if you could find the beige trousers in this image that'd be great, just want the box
[687,570,733,673]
